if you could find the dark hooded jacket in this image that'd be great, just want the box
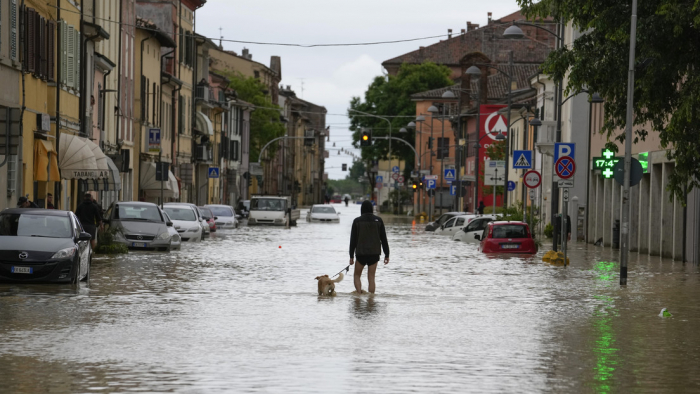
[349,201,389,258]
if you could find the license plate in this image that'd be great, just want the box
[11,266,33,274]
[501,244,520,249]
[131,242,147,248]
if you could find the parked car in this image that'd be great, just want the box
[433,214,482,236]
[104,202,172,251]
[198,207,217,232]
[424,212,468,232]
[453,217,496,243]
[197,207,211,238]
[0,209,92,284]
[205,204,239,229]
[306,205,340,223]
[163,204,202,243]
[476,221,537,254]
[165,203,207,240]
[161,210,181,250]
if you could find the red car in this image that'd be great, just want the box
[475,221,537,254]
[198,207,217,233]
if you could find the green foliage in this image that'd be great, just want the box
[348,62,454,168]
[347,161,366,181]
[516,0,700,202]
[95,227,128,255]
[544,223,554,239]
[224,73,286,162]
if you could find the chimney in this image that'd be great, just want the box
[461,29,466,35]
[487,12,492,24]
[467,21,471,31]
[242,48,249,59]
[287,85,291,90]
[473,24,479,30]
[448,29,452,39]
[419,46,425,56]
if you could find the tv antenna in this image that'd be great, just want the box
[298,78,305,98]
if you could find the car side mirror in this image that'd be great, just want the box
[214,217,218,220]
[474,234,481,240]
[78,232,92,241]
[166,221,173,227]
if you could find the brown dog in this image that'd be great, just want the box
[315,273,344,296]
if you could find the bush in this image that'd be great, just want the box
[544,223,554,238]
[95,226,128,255]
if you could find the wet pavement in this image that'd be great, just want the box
[1,203,700,393]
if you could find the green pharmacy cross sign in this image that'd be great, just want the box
[592,148,620,179]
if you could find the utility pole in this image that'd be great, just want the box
[620,0,638,285]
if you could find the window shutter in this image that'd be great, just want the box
[0,0,3,53]
[60,21,67,84]
[66,24,74,87]
[74,29,80,91]
[140,75,146,122]
[25,8,35,73]
[178,96,183,134]
[47,20,55,81]
[10,0,18,61]
[179,27,183,64]
[37,15,45,78]
[152,82,156,125]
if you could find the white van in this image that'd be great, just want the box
[248,196,300,226]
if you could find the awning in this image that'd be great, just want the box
[195,111,214,136]
[140,161,177,198]
[85,138,110,174]
[34,140,60,182]
[87,156,122,192]
[59,134,109,179]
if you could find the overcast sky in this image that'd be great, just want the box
[197,0,519,180]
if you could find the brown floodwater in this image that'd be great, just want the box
[0,203,699,393]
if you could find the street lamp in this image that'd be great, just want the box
[442,90,456,99]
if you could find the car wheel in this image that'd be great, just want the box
[81,255,91,282]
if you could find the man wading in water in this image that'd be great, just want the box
[349,201,390,294]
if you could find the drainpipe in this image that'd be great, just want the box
[172,85,181,201]
[56,0,62,207]
[18,0,25,200]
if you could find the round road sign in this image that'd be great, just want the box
[555,156,576,179]
[523,170,542,188]
[398,176,405,183]
[391,173,399,180]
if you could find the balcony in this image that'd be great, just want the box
[195,144,213,162]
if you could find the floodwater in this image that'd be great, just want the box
[1,204,699,393]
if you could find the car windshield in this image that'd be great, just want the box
[492,225,529,239]
[164,207,197,221]
[0,213,72,238]
[251,198,286,211]
[115,205,164,222]
[312,206,336,214]
[209,206,233,217]
[436,214,454,225]
[198,208,214,219]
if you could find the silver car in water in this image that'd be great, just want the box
[103,202,172,251]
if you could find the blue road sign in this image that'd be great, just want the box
[148,128,161,145]
[375,175,383,184]
[208,167,220,179]
[508,181,516,191]
[444,168,456,181]
[554,143,576,162]
[392,166,400,173]
[450,184,457,196]
[513,150,533,169]
[426,179,437,189]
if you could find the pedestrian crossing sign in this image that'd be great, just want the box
[513,150,533,169]
[444,168,456,181]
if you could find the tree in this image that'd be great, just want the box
[347,160,366,182]
[348,62,453,175]
[225,73,286,162]
[516,0,700,201]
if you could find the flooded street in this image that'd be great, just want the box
[1,203,700,393]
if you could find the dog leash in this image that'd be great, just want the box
[332,265,350,278]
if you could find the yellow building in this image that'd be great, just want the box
[134,17,176,204]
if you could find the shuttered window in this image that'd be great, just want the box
[47,20,55,81]
[178,95,183,134]
[21,8,52,80]
[24,7,35,73]
[10,0,17,60]
[58,20,79,89]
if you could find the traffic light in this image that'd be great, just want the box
[360,130,372,147]
[428,137,434,149]
[412,183,417,193]
[342,163,347,171]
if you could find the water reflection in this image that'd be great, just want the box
[351,294,379,318]
[591,261,619,394]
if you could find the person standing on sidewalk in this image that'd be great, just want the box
[349,200,390,294]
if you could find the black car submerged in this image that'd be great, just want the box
[0,209,92,283]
